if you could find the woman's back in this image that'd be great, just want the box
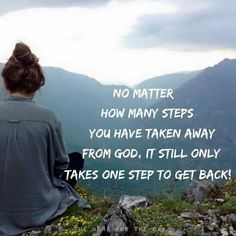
[0,43,83,236]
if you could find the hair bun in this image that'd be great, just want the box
[13,42,38,66]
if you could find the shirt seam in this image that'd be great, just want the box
[0,119,56,127]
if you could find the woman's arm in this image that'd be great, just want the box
[54,120,70,178]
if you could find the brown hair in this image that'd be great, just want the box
[1,42,45,94]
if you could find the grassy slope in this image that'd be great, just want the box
[30,179,236,236]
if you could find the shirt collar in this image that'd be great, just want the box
[4,95,35,103]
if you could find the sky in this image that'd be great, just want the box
[0,0,235,86]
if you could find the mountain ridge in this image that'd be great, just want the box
[1,58,236,195]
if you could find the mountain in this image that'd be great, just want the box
[1,59,235,195]
[135,71,200,89]
[135,58,236,175]
[134,71,200,105]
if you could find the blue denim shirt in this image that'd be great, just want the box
[0,95,83,236]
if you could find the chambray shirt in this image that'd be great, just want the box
[0,96,84,236]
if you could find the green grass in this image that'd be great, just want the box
[218,196,236,214]
[132,204,186,236]
[45,178,236,236]
[131,178,236,235]
[50,184,114,236]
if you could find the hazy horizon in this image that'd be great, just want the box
[0,59,205,87]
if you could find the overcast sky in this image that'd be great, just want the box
[0,0,235,86]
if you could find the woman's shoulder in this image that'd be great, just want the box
[33,102,57,117]
[30,103,61,128]
[0,98,61,129]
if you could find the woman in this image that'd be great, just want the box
[0,42,88,236]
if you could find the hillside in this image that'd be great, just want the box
[132,58,236,176]
[134,71,200,106]
[135,71,199,89]
[21,179,236,235]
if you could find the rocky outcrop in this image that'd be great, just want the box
[92,205,138,236]
[177,210,236,235]
[20,180,236,235]
[118,195,151,211]
[185,180,216,203]
[93,195,150,236]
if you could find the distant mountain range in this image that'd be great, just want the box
[120,58,236,194]
[135,71,200,89]
[135,71,200,106]
[142,58,236,168]
[0,59,235,195]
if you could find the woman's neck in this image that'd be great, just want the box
[10,92,34,99]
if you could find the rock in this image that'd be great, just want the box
[93,204,139,236]
[118,195,150,210]
[21,230,42,236]
[21,224,60,236]
[186,224,204,234]
[44,225,52,235]
[206,222,216,231]
[229,226,236,235]
[180,212,191,219]
[227,213,236,229]
[215,198,225,204]
[186,180,216,203]
[207,209,216,216]
[179,212,195,219]
[220,227,229,236]
[211,232,220,236]
[57,223,63,231]
[220,215,227,223]
[44,224,60,235]
[166,228,184,236]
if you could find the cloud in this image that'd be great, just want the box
[0,0,110,15]
[0,0,235,85]
[122,0,236,51]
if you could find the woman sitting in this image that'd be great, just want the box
[0,42,87,236]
